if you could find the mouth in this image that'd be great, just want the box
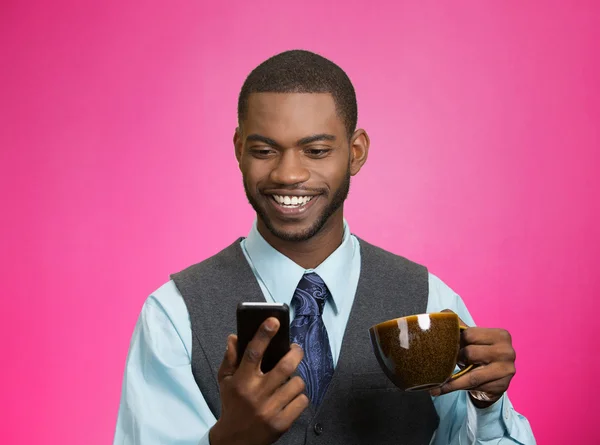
[272,194,314,208]
[265,193,320,216]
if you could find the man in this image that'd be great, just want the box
[114,50,535,444]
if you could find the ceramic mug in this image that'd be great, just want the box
[369,312,474,391]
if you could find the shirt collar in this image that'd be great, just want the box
[244,220,357,314]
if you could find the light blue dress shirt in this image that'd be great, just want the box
[114,221,535,445]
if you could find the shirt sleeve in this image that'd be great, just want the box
[427,273,536,444]
[113,281,217,445]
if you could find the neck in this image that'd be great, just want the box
[258,212,345,269]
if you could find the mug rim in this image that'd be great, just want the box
[369,311,459,331]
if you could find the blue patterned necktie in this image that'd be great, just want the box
[289,272,335,407]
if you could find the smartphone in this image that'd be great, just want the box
[236,302,290,373]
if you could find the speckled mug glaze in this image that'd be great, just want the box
[369,312,472,391]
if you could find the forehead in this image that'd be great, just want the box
[243,93,345,141]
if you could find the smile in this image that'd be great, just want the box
[272,195,314,208]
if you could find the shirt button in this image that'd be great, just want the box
[314,423,324,435]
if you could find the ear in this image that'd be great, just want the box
[349,129,370,176]
[234,127,243,166]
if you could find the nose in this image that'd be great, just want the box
[269,150,310,185]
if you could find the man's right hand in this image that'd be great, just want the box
[209,317,308,445]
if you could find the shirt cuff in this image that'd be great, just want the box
[465,392,510,441]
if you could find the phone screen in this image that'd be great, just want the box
[236,302,290,373]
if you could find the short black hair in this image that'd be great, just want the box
[237,50,357,138]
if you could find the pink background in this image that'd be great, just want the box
[1,1,598,444]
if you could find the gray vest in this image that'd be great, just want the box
[171,237,439,444]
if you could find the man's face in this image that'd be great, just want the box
[235,93,354,242]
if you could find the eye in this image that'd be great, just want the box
[305,148,332,158]
[250,147,276,158]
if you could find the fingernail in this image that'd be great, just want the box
[264,319,276,332]
[430,388,441,397]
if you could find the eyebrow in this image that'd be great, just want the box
[298,133,336,145]
[246,134,281,148]
[246,133,336,148]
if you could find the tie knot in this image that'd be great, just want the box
[291,272,330,316]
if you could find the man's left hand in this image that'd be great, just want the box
[430,313,517,408]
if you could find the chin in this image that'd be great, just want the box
[255,198,326,241]
[266,222,322,243]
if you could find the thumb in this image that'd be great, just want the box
[218,334,238,382]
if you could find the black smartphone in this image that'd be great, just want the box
[236,302,290,373]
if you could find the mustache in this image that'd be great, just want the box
[261,185,328,195]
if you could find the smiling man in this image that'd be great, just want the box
[114,50,535,445]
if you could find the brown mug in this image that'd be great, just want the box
[369,312,474,391]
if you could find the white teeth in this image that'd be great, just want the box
[273,195,313,207]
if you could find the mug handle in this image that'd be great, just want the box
[450,325,475,380]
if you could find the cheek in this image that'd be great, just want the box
[317,161,349,187]
[241,160,270,187]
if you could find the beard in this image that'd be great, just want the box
[244,169,351,242]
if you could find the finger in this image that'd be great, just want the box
[218,334,238,382]
[270,376,306,410]
[458,345,494,366]
[436,362,514,395]
[459,343,516,366]
[263,344,304,392]
[436,365,496,394]
[462,327,512,346]
[469,375,512,395]
[269,393,310,434]
[238,317,280,375]
[438,377,509,396]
